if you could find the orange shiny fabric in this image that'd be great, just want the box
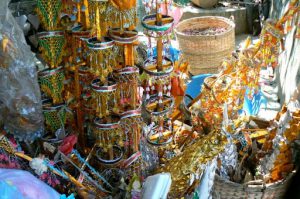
[110,0,136,11]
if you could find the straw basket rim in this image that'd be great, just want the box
[213,170,295,190]
[174,16,236,38]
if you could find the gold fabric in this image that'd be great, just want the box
[156,131,227,197]
[109,0,136,11]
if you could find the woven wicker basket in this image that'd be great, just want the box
[212,173,294,199]
[191,0,219,8]
[175,16,235,75]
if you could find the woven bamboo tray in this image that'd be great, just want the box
[212,173,294,199]
[175,16,235,75]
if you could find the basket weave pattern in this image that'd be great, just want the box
[212,174,292,199]
[175,16,235,75]
[191,0,219,8]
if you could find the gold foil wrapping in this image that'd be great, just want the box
[156,131,228,197]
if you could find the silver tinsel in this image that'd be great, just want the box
[218,137,238,180]
[259,104,296,175]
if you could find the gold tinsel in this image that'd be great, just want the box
[156,130,228,197]
[107,2,137,29]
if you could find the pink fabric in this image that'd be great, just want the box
[161,3,183,26]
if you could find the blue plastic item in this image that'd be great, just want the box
[0,181,24,199]
[243,89,267,115]
[152,47,180,63]
[185,74,212,99]
[185,74,266,116]
[0,169,74,199]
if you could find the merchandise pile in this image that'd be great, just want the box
[0,0,300,198]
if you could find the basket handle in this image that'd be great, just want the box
[244,180,266,189]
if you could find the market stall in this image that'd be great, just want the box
[0,0,299,198]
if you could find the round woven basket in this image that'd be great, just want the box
[175,16,235,75]
[191,0,219,8]
[212,173,294,199]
